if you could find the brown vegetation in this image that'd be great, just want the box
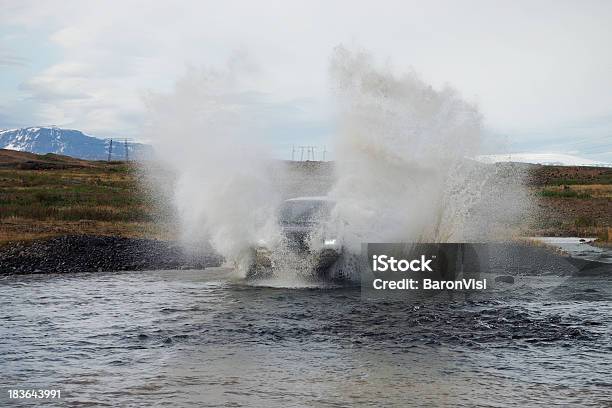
[0,149,174,245]
[1,149,610,245]
[526,165,611,241]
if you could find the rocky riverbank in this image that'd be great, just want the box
[0,235,223,275]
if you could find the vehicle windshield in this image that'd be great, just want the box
[279,200,333,225]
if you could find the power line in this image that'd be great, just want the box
[107,139,113,162]
[290,145,328,162]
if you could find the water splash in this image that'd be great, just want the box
[143,47,531,280]
[328,46,529,251]
[143,63,282,263]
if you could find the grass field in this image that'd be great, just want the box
[0,150,173,244]
[527,165,612,242]
[0,149,610,244]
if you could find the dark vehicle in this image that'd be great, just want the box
[246,196,346,280]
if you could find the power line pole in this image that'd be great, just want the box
[321,145,327,161]
[296,145,319,161]
[124,138,129,162]
[108,139,113,161]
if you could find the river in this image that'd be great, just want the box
[1,267,610,407]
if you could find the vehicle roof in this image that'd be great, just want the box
[284,196,335,202]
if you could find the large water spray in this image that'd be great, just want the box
[144,47,530,276]
[143,65,282,265]
[327,46,530,251]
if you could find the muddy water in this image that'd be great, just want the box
[1,268,610,407]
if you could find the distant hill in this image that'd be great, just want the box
[0,126,152,160]
[0,149,109,170]
[478,153,611,167]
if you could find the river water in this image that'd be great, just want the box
[1,267,610,407]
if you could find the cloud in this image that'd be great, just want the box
[0,0,610,160]
[0,54,27,67]
[504,114,612,162]
[0,42,27,67]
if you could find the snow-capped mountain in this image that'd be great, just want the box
[477,153,611,167]
[0,126,151,160]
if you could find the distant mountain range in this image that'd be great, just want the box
[2,126,610,167]
[0,126,152,160]
[477,153,611,167]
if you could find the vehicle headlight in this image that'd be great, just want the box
[324,239,337,246]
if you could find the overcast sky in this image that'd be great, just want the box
[1,0,611,161]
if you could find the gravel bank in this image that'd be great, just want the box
[0,235,223,275]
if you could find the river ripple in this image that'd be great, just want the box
[1,268,610,407]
